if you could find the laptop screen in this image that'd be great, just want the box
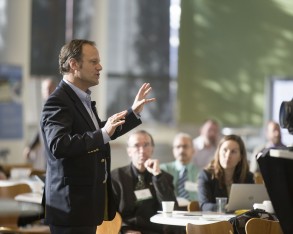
[226,184,270,212]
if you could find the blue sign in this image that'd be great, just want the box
[0,64,23,139]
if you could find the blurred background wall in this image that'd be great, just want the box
[0,0,293,167]
[178,0,293,126]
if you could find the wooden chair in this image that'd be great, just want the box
[0,183,32,199]
[0,225,51,233]
[96,212,122,234]
[245,218,283,234]
[30,169,46,177]
[187,200,200,211]
[0,183,49,232]
[0,216,19,228]
[254,172,264,184]
[186,221,234,234]
[0,184,32,227]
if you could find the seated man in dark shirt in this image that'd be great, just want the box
[111,130,183,234]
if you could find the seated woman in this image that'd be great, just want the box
[198,134,254,211]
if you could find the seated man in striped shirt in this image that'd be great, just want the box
[160,133,200,208]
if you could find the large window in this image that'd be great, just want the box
[30,0,176,123]
[106,0,174,124]
[267,77,293,145]
[30,0,94,76]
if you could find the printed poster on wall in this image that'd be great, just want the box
[0,64,23,139]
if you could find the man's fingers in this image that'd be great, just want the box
[146,97,156,103]
[139,98,156,105]
[143,87,152,97]
[138,83,150,96]
[109,110,127,124]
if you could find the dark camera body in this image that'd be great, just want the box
[279,99,293,135]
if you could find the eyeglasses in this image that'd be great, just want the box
[173,144,190,150]
[128,143,152,150]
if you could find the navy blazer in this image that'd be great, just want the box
[41,80,141,226]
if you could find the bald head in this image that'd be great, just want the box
[266,121,282,145]
[172,132,194,165]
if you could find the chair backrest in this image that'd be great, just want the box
[0,184,32,228]
[245,218,283,234]
[96,212,122,234]
[186,221,234,234]
[0,183,32,199]
[0,216,19,228]
[187,200,200,211]
[254,172,264,184]
[30,169,46,177]
[0,225,51,233]
[0,227,19,233]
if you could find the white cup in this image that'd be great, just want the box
[263,200,274,213]
[216,197,227,214]
[253,203,266,210]
[162,201,175,213]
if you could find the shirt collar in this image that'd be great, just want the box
[63,78,91,103]
[175,160,185,171]
[131,163,148,178]
[175,160,193,172]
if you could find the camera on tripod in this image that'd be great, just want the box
[279,99,293,151]
[279,98,293,134]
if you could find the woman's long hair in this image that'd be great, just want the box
[206,134,250,189]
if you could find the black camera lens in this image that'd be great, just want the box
[279,99,293,134]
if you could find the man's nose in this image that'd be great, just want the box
[97,63,102,70]
[137,146,146,152]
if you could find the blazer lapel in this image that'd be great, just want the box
[75,101,97,130]
[59,81,97,130]
[91,101,102,127]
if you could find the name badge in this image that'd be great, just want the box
[185,181,198,192]
[134,188,152,201]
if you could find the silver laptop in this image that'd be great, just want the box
[226,184,270,212]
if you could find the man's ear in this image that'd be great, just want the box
[69,58,79,71]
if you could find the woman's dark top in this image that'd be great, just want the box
[198,169,254,211]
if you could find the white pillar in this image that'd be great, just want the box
[90,0,108,120]
[0,0,31,163]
